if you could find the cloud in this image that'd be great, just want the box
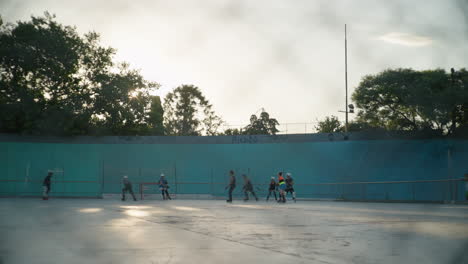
[379,32,433,47]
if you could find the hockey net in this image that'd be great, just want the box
[139,182,163,200]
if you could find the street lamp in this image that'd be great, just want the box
[339,104,354,131]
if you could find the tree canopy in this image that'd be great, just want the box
[2,14,467,138]
[315,116,342,133]
[352,68,468,135]
[163,84,223,136]
[222,110,279,135]
[0,13,162,136]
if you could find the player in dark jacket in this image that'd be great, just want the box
[266,177,277,201]
[285,173,296,202]
[122,176,137,201]
[242,174,258,201]
[226,170,236,203]
[158,174,171,200]
[42,171,53,200]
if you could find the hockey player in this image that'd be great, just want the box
[158,174,171,200]
[242,174,258,201]
[42,171,53,200]
[121,175,137,201]
[266,177,277,201]
[277,172,286,203]
[122,175,136,201]
[285,173,296,202]
[226,170,236,203]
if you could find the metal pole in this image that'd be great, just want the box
[210,168,214,197]
[101,160,105,197]
[174,163,178,198]
[345,24,349,132]
[448,147,454,202]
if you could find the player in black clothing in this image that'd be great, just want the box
[285,173,296,202]
[242,174,258,201]
[121,175,137,201]
[42,171,53,200]
[266,177,277,201]
[226,170,236,203]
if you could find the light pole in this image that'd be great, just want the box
[339,24,354,132]
[345,24,348,132]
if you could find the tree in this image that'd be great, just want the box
[163,84,223,136]
[0,12,160,136]
[346,119,376,132]
[146,96,164,135]
[315,116,343,133]
[352,68,468,134]
[223,128,243,135]
[242,111,279,135]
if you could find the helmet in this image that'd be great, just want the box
[271,177,275,180]
[160,173,165,177]
[123,175,128,179]
[286,173,291,177]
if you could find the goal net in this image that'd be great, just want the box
[140,182,166,200]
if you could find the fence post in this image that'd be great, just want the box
[385,184,389,200]
[100,160,105,198]
[210,168,214,197]
[174,163,178,198]
[363,184,366,200]
[447,147,454,202]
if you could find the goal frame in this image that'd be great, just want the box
[139,182,160,200]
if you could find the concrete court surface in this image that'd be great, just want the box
[1,199,468,264]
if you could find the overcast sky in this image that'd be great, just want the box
[1,0,467,131]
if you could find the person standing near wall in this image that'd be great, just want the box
[242,174,258,201]
[226,170,236,203]
[42,171,53,200]
[266,177,278,201]
[285,173,296,203]
[122,176,137,201]
[277,172,286,203]
[158,174,171,200]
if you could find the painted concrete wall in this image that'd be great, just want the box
[1,137,467,201]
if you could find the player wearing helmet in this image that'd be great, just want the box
[266,177,277,201]
[122,175,137,201]
[277,172,286,203]
[242,174,258,201]
[285,173,296,202]
[158,173,171,200]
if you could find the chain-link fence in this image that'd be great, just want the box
[102,164,467,202]
[221,122,320,135]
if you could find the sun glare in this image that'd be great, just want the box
[78,208,102,213]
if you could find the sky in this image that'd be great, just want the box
[1,0,468,132]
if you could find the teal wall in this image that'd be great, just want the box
[1,138,467,201]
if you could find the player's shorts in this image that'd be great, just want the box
[285,187,294,193]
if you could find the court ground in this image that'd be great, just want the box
[1,199,467,264]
